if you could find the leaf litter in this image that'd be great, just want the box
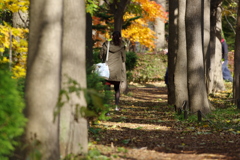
[88,81,240,160]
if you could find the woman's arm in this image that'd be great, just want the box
[99,42,107,62]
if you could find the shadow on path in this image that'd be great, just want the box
[89,83,240,160]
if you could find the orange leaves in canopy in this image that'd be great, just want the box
[122,0,168,51]
[122,0,167,50]
[92,0,168,50]
[122,13,156,50]
[92,16,101,25]
[92,16,109,48]
[135,0,168,22]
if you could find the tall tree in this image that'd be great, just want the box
[167,0,178,105]
[214,1,225,92]
[174,0,188,110]
[203,0,213,93]
[24,0,88,158]
[185,0,211,114]
[24,0,63,159]
[60,0,88,156]
[208,0,225,93]
[233,1,240,105]
[86,12,93,67]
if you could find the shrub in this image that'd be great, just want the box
[86,68,113,123]
[125,51,138,71]
[0,60,26,159]
[127,53,167,83]
[90,49,114,121]
[56,70,113,125]
[93,48,102,64]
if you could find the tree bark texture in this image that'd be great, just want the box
[60,0,88,156]
[213,4,225,92]
[155,0,166,50]
[174,0,188,109]
[25,0,63,159]
[202,0,211,61]
[209,1,225,93]
[111,0,131,32]
[168,0,178,105]
[12,10,29,66]
[233,1,240,104]
[13,11,28,28]
[86,13,93,68]
[186,0,211,114]
[203,0,213,94]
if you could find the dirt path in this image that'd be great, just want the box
[88,82,240,160]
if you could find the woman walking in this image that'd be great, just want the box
[99,31,126,111]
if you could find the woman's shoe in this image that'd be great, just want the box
[105,112,110,116]
[115,105,120,111]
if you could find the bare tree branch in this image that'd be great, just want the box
[224,14,236,34]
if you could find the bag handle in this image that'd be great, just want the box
[105,41,110,62]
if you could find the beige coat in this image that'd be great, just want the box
[100,41,126,81]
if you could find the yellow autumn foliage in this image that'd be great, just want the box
[0,57,26,79]
[121,0,167,51]
[135,0,168,22]
[12,65,26,79]
[0,24,28,79]
[0,1,29,79]
[0,0,29,13]
[0,23,28,52]
[122,13,157,50]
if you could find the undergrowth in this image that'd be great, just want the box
[128,53,167,83]
[0,60,26,159]
[175,82,240,134]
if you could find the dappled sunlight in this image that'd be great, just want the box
[90,144,227,160]
[89,82,240,160]
[98,121,172,131]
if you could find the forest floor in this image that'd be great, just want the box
[88,81,240,160]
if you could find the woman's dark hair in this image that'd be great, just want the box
[112,31,121,46]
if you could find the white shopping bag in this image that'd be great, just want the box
[95,63,110,79]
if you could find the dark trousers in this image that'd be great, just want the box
[105,80,120,105]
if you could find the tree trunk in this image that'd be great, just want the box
[86,13,93,68]
[155,0,166,51]
[24,0,63,159]
[60,0,88,156]
[186,0,211,114]
[233,1,240,105]
[13,11,28,28]
[174,0,188,110]
[167,0,178,105]
[114,14,124,32]
[12,11,28,66]
[113,0,130,32]
[202,0,210,60]
[213,4,225,92]
[108,0,130,32]
[210,1,225,93]
[203,0,213,94]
